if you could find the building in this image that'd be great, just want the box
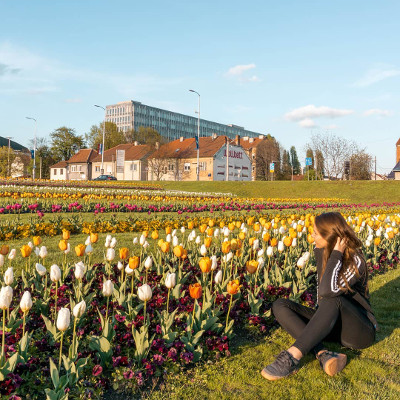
[148,134,252,181]
[50,161,68,181]
[104,100,264,141]
[67,149,98,181]
[388,138,400,180]
[91,143,152,181]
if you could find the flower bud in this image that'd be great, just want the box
[165,272,176,289]
[125,265,134,275]
[50,264,61,282]
[200,244,207,256]
[117,261,124,270]
[39,246,48,259]
[137,284,152,302]
[165,234,171,243]
[105,235,112,247]
[144,256,153,269]
[172,236,179,247]
[34,247,40,257]
[0,286,13,309]
[278,241,285,253]
[214,270,223,284]
[302,251,310,262]
[195,236,201,244]
[8,249,16,260]
[4,267,13,285]
[85,244,93,254]
[297,257,305,268]
[56,307,70,332]
[106,248,115,262]
[211,255,218,271]
[28,241,34,249]
[85,236,91,246]
[102,280,114,297]
[64,243,71,254]
[36,263,46,276]
[139,235,146,246]
[0,255,4,268]
[180,227,185,234]
[75,262,85,280]
[132,237,138,244]
[20,291,33,313]
[73,300,86,318]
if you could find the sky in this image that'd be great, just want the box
[1,0,399,174]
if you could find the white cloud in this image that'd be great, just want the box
[363,108,392,117]
[225,64,259,82]
[298,118,317,128]
[353,65,400,87]
[285,105,354,121]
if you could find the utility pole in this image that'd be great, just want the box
[375,156,377,180]
[6,137,12,177]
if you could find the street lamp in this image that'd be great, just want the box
[6,136,12,177]
[189,89,200,181]
[25,117,37,180]
[94,105,106,175]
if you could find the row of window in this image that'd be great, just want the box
[53,168,64,176]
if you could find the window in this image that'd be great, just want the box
[71,166,76,172]
[199,161,207,171]
[54,169,57,175]
[78,165,82,172]
[168,163,175,172]
[95,166,100,172]
[60,169,63,175]
[184,163,191,171]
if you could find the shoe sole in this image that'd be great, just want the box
[324,353,347,376]
[260,367,298,381]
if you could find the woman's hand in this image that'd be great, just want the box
[334,237,346,253]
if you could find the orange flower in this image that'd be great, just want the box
[230,239,240,251]
[374,237,381,246]
[228,222,235,231]
[21,245,32,258]
[58,240,68,251]
[219,221,225,228]
[181,249,188,260]
[90,232,99,243]
[199,224,207,233]
[296,225,303,233]
[307,234,315,244]
[204,237,212,248]
[283,236,292,247]
[0,245,9,255]
[227,279,240,295]
[188,221,195,230]
[129,256,140,269]
[246,260,258,274]
[247,216,255,226]
[173,245,184,258]
[33,236,42,246]
[151,230,159,240]
[165,226,172,235]
[263,232,270,242]
[249,237,256,247]
[238,231,246,241]
[161,242,170,253]
[253,223,261,232]
[208,219,215,227]
[221,241,231,254]
[189,283,202,299]
[199,257,212,273]
[119,247,129,260]
[158,239,164,248]
[235,221,241,229]
[265,222,272,230]
[142,231,149,238]
[75,244,86,257]
[62,230,71,240]
[206,228,214,237]
[270,238,278,247]
[387,231,394,239]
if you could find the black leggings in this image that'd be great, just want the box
[272,296,375,356]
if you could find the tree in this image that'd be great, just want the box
[350,151,373,180]
[290,146,301,174]
[0,146,16,177]
[255,135,281,180]
[85,122,126,150]
[50,127,85,162]
[306,132,358,179]
[281,150,292,180]
[314,150,325,180]
[306,148,314,168]
[126,126,165,148]
[28,137,56,179]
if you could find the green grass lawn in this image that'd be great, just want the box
[131,267,400,400]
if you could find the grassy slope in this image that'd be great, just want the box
[143,267,400,400]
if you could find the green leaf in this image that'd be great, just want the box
[49,357,59,389]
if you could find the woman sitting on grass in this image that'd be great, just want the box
[262,212,377,380]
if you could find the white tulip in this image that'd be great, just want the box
[85,236,91,246]
[105,234,112,247]
[106,248,115,262]
[139,235,146,246]
[195,236,201,244]
[190,230,196,238]
[50,264,61,282]
[73,300,86,318]
[257,257,265,268]
[4,267,13,285]
[132,237,138,244]
[365,240,371,247]
[125,265,134,275]
[64,242,71,254]
[165,272,176,289]
[144,256,153,269]
[143,240,149,249]
[266,246,274,257]
[211,255,218,271]
[200,244,207,256]
[376,229,381,237]
[367,234,373,242]
[0,286,13,310]
[303,251,311,262]
[56,307,70,331]
[166,234,172,243]
[172,236,179,247]
[0,255,4,268]
[297,257,306,268]
[214,270,223,284]
[34,247,40,257]
[252,239,260,251]
[291,238,297,247]
[298,232,303,238]
[8,249,16,260]
[223,237,229,242]
[384,233,389,239]
[85,244,93,254]
[172,229,177,236]
[110,237,117,248]
[117,261,124,270]
[36,263,46,276]
[214,228,220,237]
[223,227,230,237]
[180,227,185,234]
[74,262,85,280]
[226,252,233,262]
[28,241,34,249]
[279,226,286,235]
[257,248,264,257]
[278,241,285,253]
[138,284,152,302]
[20,291,33,313]
[102,280,114,297]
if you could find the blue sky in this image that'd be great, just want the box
[1,0,399,174]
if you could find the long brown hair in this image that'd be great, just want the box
[315,212,367,293]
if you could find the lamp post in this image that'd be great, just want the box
[189,89,200,181]
[94,105,106,175]
[25,117,37,180]
[6,137,12,177]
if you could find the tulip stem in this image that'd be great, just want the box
[58,331,64,372]
[72,317,77,357]
[143,301,147,323]
[190,300,196,331]
[22,311,26,337]
[1,309,5,366]
[105,296,110,325]
[166,289,170,314]
[225,294,234,331]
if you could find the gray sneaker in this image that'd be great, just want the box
[261,350,300,380]
[317,351,347,376]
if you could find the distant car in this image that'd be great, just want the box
[93,175,117,181]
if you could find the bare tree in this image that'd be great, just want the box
[306,132,359,179]
[350,151,373,180]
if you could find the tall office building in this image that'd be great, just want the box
[105,100,262,141]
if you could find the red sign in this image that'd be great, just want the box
[224,149,243,159]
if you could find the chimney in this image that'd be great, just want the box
[259,134,264,140]
[180,136,184,142]
[243,136,249,141]
[397,138,400,163]
[249,137,254,143]
[155,141,160,150]
[235,135,240,146]
[134,141,138,146]
[212,133,217,140]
